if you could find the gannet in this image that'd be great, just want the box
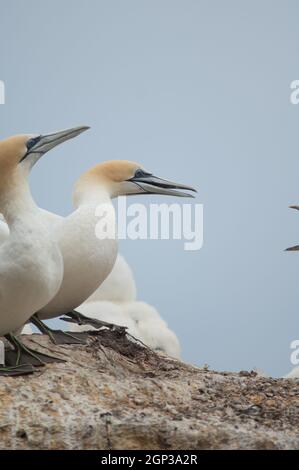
[0,126,88,375]
[6,161,195,344]
[34,161,196,339]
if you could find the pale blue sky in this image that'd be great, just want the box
[1,0,299,376]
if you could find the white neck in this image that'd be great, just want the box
[0,178,38,229]
[73,181,112,209]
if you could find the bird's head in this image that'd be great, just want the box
[0,126,90,180]
[75,160,197,201]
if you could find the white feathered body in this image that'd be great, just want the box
[37,206,117,318]
[86,254,137,303]
[0,216,63,335]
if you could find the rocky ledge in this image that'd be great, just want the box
[0,331,298,450]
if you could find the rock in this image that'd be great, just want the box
[0,331,298,450]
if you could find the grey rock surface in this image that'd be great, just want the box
[0,331,298,450]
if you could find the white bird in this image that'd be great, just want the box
[0,126,88,375]
[31,161,196,342]
[4,160,195,345]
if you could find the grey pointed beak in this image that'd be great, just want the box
[285,245,299,251]
[286,206,299,251]
[129,174,197,198]
[33,126,90,154]
[20,125,90,166]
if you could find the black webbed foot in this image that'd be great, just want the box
[30,315,88,345]
[61,310,127,335]
[4,334,65,367]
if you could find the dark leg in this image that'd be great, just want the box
[61,310,127,334]
[4,333,65,367]
[30,315,88,345]
[0,363,36,376]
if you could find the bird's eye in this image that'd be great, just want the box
[26,136,41,151]
[134,168,151,178]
